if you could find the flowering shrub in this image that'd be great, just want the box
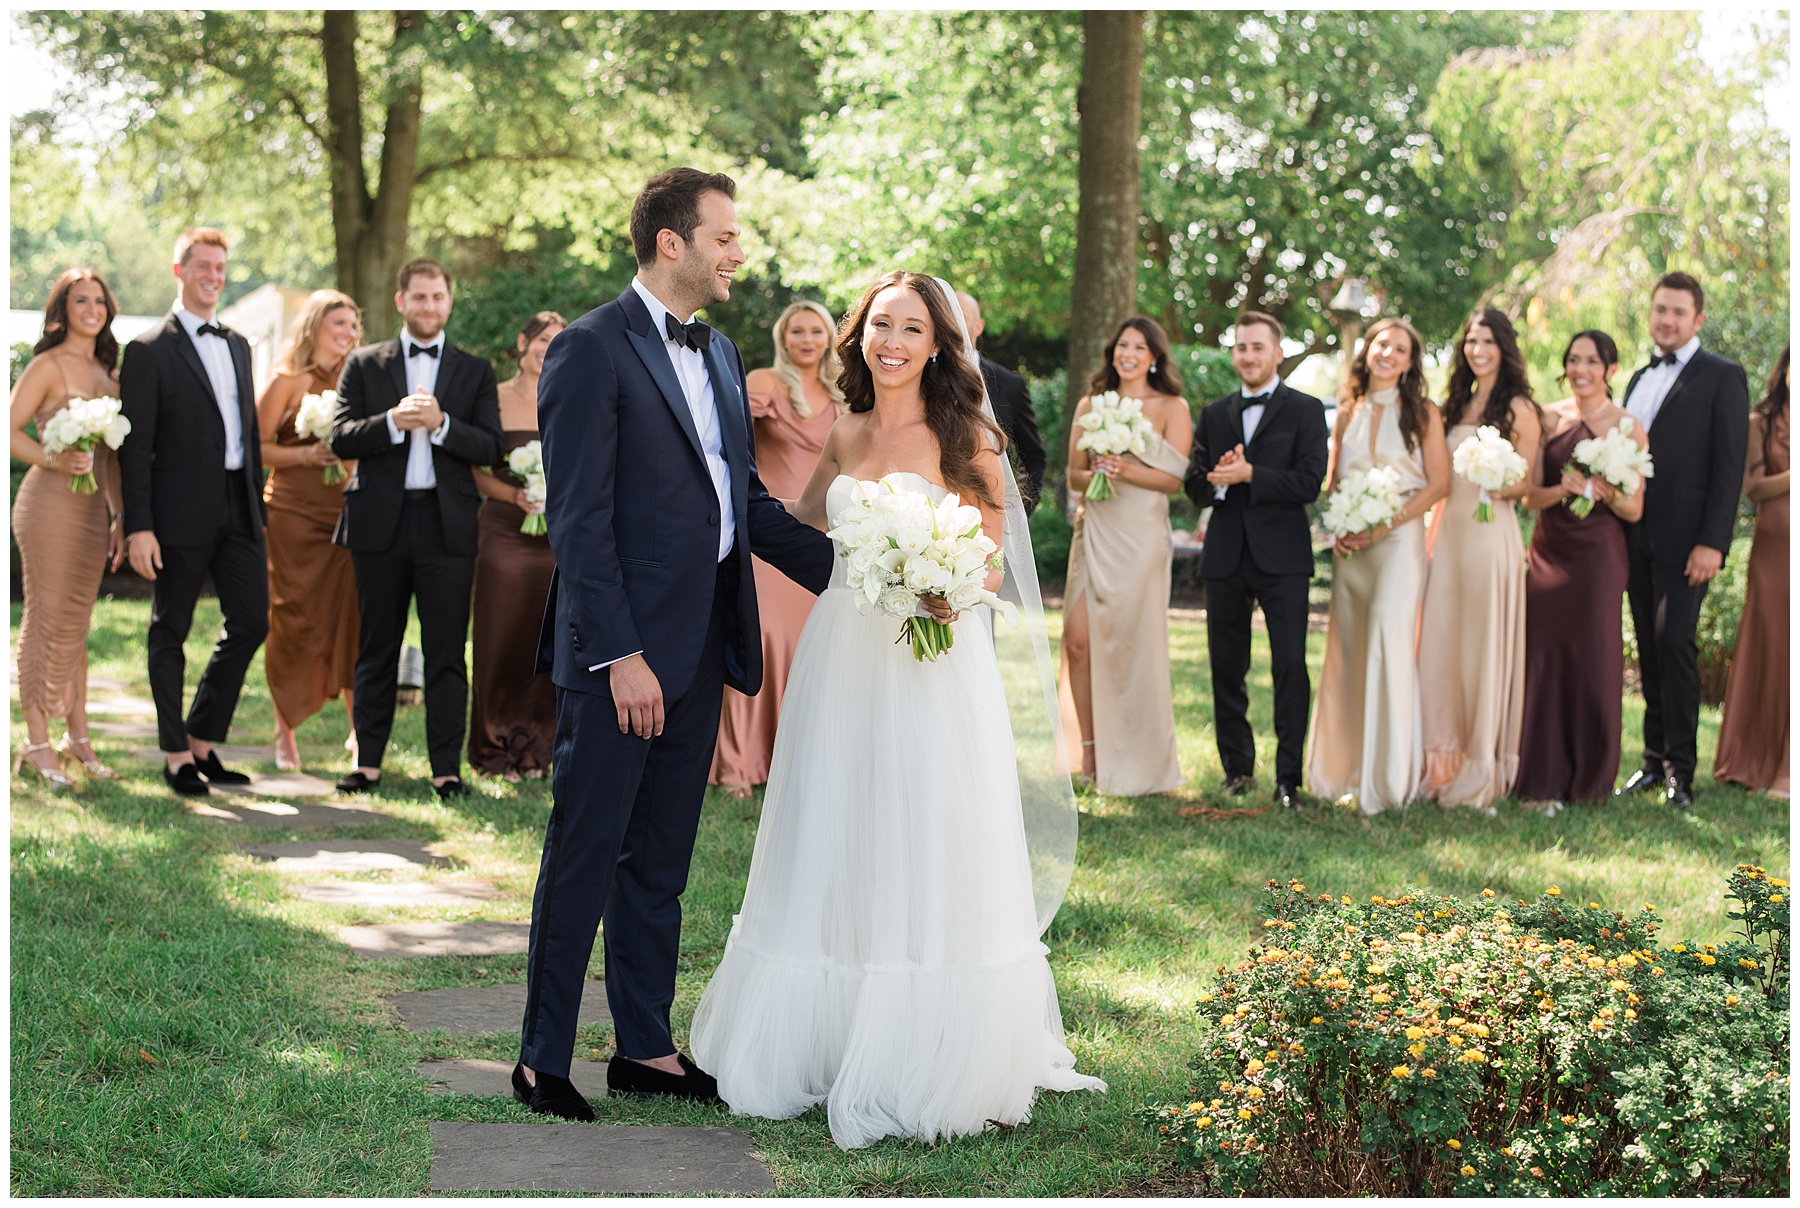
[1145,869,1789,1196]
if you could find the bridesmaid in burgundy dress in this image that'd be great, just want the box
[468,312,564,780]
[1714,347,1789,796]
[1514,331,1646,808]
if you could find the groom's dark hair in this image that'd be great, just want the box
[631,168,737,266]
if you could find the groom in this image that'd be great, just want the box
[516,168,835,1118]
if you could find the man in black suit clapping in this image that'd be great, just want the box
[1183,312,1329,811]
[1614,272,1749,809]
[955,290,1047,512]
[119,227,269,797]
[329,258,503,798]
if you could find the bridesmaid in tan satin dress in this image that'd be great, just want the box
[257,290,362,771]
[711,301,842,796]
[1061,316,1192,797]
[1306,319,1451,813]
[469,312,564,780]
[9,268,128,787]
[1418,310,1541,811]
[1715,348,1790,796]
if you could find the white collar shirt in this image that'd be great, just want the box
[390,329,450,489]
[1214,373,1281,500]
[174,303,244,470]
[631,277,734,562]
[1624,335,1701,432]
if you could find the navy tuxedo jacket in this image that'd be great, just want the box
[534,285,834,700]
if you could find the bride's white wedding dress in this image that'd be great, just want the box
[690,471,1105,1149]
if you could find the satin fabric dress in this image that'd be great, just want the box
[711,381,837,787]
[1059,435,1189,797]
[1306,389,1429,813]
[1714,408,1789,794]
[1417,423,1527,809]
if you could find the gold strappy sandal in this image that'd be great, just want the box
[56,733,116,780]
[15,740,75,789]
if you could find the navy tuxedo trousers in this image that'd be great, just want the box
[519,560,734,1076]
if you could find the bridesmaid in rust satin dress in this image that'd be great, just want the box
[711,301,843,797]
[468,313,565,779]
[9,268,128,788]
[1715,347,1789,796]
[1514,331,1644,807]
[257,290,363,771]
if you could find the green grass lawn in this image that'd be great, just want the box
[11,597,1789,1195]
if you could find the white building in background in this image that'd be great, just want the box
[6,310,161,353]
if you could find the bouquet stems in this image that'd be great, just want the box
[1567,495,1595,518]
[901,616,955,661]
[66,437,100,494]
[1474,488,1493,523]
[1084,471,1116,501]
[520,512,547,536]
[322,464,346,486]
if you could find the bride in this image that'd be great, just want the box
[689,271,1104,1148]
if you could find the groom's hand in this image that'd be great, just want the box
[610,654,665,738]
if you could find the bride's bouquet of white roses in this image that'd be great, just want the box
[40,395,130,494]
[826,477,1016,661]
[1451,424,1529,522]
[293,391,346,484]
[507,439,548,535]
[1319,465,1406,543]
[1075,391,1157,500]
[1566,416,1653,517]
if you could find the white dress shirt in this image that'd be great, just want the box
[1215,373,1281,500]
[174,303,245,470]
[387,329,453,489]
[1624,335,1700,432]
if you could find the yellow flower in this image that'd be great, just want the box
[1247,1086,1265,1100]
[1367,964,1387,975]
[1341,895,1353,905]
[1624,1009,1637,1019]
[1196,1116,1213,1128]
[1460,1165,1476,1177]
[1391,1066,1412,1078]
[1545,886,1562,896]
[1422,1067,1438,1078]
[1219,1014,1235,1026]
[1589,902,1601,909]
[1238,1108,1254,1119]
[1462,1023,1490,1038]
[1531,1167,1544,1178]
[1210,1099,1223,1109]
[1617,955,1638,967]
[1561,1115,1577,1125]
[1405,1026,1426,1041]
[1652,967,1666,978]
[1726,994,1741,1006]
[1198,992,1213,1003]
[1772,895,1785,904]
[1288,1042,1305,1053]
[1187,1102,1205,1113]
[1446,1139,1462,1150]
[1502,1146,1514,1156]
[1537,998,1554,1011]
[1311,1017,1324,1025]
[1644,903,1657,912]
[1408,1042,1426,1057]
[1482,888,1495,897]
[1266,1049,1280,1061]
[1609,979,1630,992]
[1697,953,1717,966]
[1671,944,1687,953]
[1447,1035,1465,1047]
[1245,1058,1264,1073]
[1458,1049,1487,1063]
[1739,958,1760,969]
[1771,878,1787,888]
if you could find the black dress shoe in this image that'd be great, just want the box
[434,777,469,799]
[1275,782,1305,811]
[335,770,381,793]
[514,1064,596,1121]
[1664,776,1695,810]
[606,1053,722,1103]
[1616,764,1665,796]
[1222,774,1255,797]
[163,761,210,796]
[192,748,251,785]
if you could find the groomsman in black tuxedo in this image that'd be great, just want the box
[119,227,268,797]
[329,258,503,798]
[1614,272,1749,809]
[1183,312,1329,811]
[955,290,1047,511]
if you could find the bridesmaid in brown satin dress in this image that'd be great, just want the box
[1514,331,1644,808]
[1715,347,1790,796]
[257,290,363,771]
[1061,316,1193,796]
[9,268,127,787]
[710,301,842,797]
[468,312,565,780]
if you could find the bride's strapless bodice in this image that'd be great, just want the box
[826,472,948,590]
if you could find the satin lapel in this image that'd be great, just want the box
[1655,353,1706,427]
[169,314,219,407]
[1246,388,1286,452]
[1227,393,1247,447]
[625,326,707,468]
[227,333,257,433]
[384,339,410,403]
[434,343,464,413]
[705,339,750,496]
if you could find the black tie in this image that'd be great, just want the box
[195,322,225,339]
[408,342,439,359]
[665,313,712,354]
[1649,351,1679,368]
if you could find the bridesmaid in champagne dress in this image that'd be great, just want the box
[711,301,842,796]
[1061,316,1192,797]
[1514,333,1643,807]
[1306,319,1450,813]
[257,290,362,771]
[1715,347,1789,796]
[468,312,565,780]
[9,268,127,788]
[1418,310,1541,811]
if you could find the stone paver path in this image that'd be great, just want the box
[86,719,160,739]
[191,800,395,829]
[387,981,608,1034]
[240,839,450,873]
[291,881,496,907]
[428,1122,774,1194]
[338,920,530,959]
[416,1058,609,1097]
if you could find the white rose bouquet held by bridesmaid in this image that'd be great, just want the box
[506,439,547,535]
[293,391,346,484]
[39,395,129,494]
[826,475,1014,660]
[1320,465,1405,544]
[1566,417,1654,516]
[1075,391,1157,499]
[1452,424,1530,521]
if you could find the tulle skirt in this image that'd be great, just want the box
[689,586,1104,1149]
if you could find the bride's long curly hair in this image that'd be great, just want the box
[836,271,1008,511]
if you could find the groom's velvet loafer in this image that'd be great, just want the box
[606,1053,722,1103]
[513,1062,597,1121]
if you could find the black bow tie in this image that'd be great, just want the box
[407,342,440,359]
[1649,351,1679,369]
[195,321,225,339]
[665,313,712,353]
[1242,390,1273,403]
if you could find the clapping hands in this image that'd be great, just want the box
[1207,444,1253,487]
[391,392,444,431]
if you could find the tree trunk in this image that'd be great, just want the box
[321,10,425,341]
[1062,10,1146,481]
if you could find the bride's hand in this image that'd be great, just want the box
[921,595,958,624]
